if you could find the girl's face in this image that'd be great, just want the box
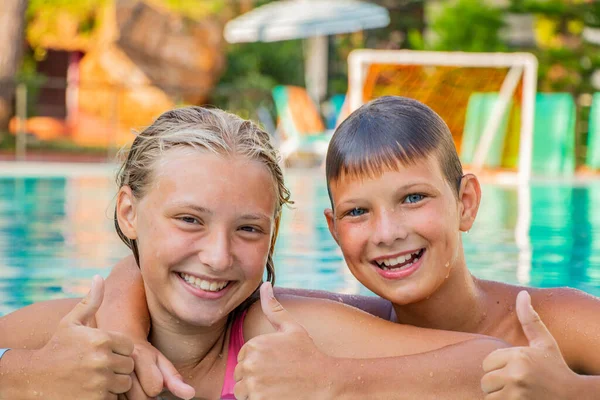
[325,155,479,305]
[118,148,276,328]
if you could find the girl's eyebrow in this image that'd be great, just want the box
[170,202,271,223]
[239,213,271,223]
[170,202,213,215]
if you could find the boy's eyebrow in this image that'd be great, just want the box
[336,182,438,206]
[397,182,437,191]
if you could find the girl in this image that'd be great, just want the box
[0,106,504,400]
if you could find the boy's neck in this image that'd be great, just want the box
[392,253,489,333]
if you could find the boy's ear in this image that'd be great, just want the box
[458,174,481,232]
[324,208,339,245]
[116,186,138,240]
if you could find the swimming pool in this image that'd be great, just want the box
[1,167,599,316]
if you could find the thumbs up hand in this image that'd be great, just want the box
[31,275,135,399]
[233,283,333,400]
[481,291,578,399]
[258,281,307,334]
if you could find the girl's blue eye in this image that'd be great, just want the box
[404,194,424,204]
[347,207,366,217]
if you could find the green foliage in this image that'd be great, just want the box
[211,40,305,120]
[27,0,107,21]
[428,0,506,52]
[153,0,225,20]
[15,53,47,117]
[581,0,600,28]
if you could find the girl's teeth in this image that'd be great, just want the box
[179,273,228,292]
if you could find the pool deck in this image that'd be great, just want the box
[2,160,600,185]
[0,161,120,177]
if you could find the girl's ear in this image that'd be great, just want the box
[458,174,481,232]
[324,208,339,245]
[116,186,138,240]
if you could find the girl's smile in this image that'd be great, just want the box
[119,148,277,329]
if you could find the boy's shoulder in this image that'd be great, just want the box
[242,294,366,341]
[486,282,600,372]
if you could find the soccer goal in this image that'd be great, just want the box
[347,50,538,183]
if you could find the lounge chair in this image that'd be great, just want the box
[271,85,332,162]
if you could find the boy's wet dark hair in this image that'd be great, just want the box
[326,96,463,204]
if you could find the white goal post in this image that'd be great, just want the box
[347,49,538,183]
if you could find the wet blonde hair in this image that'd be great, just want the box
[114,106,291,286]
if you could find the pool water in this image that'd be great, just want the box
[1,169,599,315]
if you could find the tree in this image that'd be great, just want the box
[0,0,27,134]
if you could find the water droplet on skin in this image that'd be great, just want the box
[445,262,450,268]
[429,372,434,378]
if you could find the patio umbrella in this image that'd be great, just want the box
[224,0,390,103]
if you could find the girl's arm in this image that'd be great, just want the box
[236,283,507,400]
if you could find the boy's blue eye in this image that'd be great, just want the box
[347,207,366,217]
[404,194,424,204]
[180,216,199,224]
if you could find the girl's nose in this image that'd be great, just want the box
[197,229,233,271]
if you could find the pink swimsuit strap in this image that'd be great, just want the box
[220,310,248,399]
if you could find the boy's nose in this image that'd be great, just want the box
[197,229,233,271]
[371,209,408,247]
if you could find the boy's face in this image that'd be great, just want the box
[325,155,479,305]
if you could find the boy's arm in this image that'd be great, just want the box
[539,289,600,398]
[95,256,195,400]
[95,255,150,341]
[543,289,600,375]
[0,277,135,399]
[481,290,600,399]
[275,287,394,320]
[235,284,506,400]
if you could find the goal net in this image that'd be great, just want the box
[347,50,538,182]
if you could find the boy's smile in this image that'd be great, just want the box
[326,155,472,305]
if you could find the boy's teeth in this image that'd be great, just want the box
[377,250,423,270]
[179,273,228,292]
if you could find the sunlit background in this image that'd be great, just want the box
[2,0,600,314]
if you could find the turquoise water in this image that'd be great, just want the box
[1,169,599,316]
